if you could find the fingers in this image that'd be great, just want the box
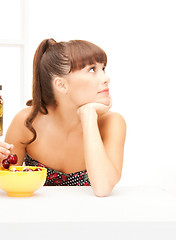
[0,153,7,160]
[0,140,11,149]
[0,141,14,161]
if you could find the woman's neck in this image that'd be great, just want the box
[47,103,82,135]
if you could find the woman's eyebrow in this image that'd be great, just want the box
[85,64,96,69]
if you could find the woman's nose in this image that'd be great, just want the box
[103,73,110,85]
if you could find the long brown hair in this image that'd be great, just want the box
[25,39,107,144]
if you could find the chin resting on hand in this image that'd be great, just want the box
[77,98,112,121]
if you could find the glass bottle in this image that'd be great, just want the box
[0,85,3,136]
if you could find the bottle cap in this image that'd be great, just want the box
[0,85,2,90]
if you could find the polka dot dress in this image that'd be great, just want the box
[24,153,91,186]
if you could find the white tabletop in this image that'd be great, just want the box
[0,185,176,222]
[1,185,176,240]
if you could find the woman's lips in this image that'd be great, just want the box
[98,88,109,94]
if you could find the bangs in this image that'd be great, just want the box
[67,40,107,72]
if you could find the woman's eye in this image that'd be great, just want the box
[102,66,106,72]
[89,66,96,72]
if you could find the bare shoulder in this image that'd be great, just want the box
[98,111,126,143]
[8,107,32,129]
[99,111,126,130]
[5,107,33,143]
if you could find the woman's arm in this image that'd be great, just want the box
[78,104,126,197]
[3,108,33,166]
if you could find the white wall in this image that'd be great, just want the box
[24,0,176,186]
[0,0,24,135]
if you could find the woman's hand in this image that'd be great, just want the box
[0,141,14,161]
[77,97,112,122]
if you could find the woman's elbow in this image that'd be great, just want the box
[93,175,121,197]
[94,185,115,197]
[94,190,111,197]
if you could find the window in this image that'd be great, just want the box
[0,0,25,136]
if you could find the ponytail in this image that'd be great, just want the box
[25,38,57,144]
[26,38,56,108]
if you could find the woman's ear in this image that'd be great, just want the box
[54,77,68,94]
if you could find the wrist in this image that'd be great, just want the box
[79,106,98,123]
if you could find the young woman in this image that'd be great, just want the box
[0,39,126,197]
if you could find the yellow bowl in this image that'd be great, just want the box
[0,166,47,197]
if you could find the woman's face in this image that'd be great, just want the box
[65,63,111,107]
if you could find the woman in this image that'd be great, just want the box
[0,39,126,197]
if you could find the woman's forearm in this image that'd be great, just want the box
[80,108,120,197]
